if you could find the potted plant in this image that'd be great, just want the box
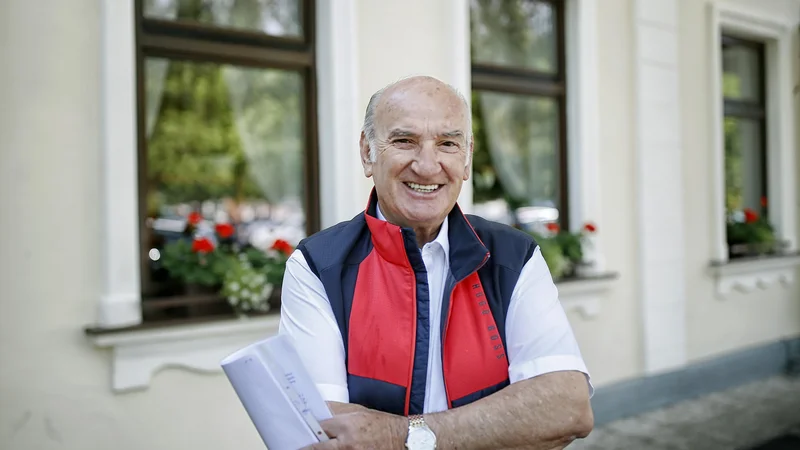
[529,222,600,280]
[726,205,780,258]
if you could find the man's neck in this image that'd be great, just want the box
[411,225,442,248]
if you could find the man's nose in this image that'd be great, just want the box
[412,141,441,177]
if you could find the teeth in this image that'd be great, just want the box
[406,182,440,193]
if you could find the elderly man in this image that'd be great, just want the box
[278,75,593,450]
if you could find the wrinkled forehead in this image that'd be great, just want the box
[375,84,469,137]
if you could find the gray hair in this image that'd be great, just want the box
[362,77,473,166]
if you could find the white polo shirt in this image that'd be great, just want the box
[278,207,593,413]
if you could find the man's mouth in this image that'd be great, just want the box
[404,182,442,194]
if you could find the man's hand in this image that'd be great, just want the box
[302,410,408,450]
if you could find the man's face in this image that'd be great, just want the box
[361,79,472,231]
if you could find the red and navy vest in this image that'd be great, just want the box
[296,190,538,416]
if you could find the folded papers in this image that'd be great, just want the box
[221,333,333,449]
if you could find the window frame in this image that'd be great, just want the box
[708,2,797,266]
[470,0,570,229]
[133,0,320,320]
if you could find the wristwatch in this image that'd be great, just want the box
[405,415,437,449]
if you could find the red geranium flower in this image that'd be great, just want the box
[187,212,203,225]
[271,239,294,256]
[583,222,597,233]
[743,208,759,224]
[191,237,215,253]
[760,197,768,208]
[546,222,560,233]
[215,223,235,239]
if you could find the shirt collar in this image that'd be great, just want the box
[376,202,450,254]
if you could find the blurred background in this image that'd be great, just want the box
[0,0,799,449]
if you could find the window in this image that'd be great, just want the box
[721,35,773,259]
[469,0,568,231]
[136,0,318,322]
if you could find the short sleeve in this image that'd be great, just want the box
[278,249,350,402]
[504,247,594,397]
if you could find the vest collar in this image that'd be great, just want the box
[363,188,490,280]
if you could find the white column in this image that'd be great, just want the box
[97,0,142,328]
[316,0,365,228]
[566,0,604,271]
[633,0,687,373]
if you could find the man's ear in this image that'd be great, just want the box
[462,137,474,181]
[360,131,374,178]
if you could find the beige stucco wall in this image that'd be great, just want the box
[0,1,266,449]
[680,0,800,363]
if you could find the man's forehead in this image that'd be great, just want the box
[374,82,468,131]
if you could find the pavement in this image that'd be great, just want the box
[570,375,800,450]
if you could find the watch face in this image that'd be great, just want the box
[407,427,436,449]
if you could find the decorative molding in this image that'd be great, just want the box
[556,274,617,319]
[89,316,281,392]
[707,1,798,263]
[709,254,800,297]
[98,0,142,328]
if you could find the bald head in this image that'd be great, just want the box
[362,76,472,165]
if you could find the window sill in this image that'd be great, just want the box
[555,272,618,319]
[86,313,280,393]
[86,272,618,392]
[709,253,800,298]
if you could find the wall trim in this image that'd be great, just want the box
[88,315,281,392]
[98,0,142,328]
[590,336,800,426]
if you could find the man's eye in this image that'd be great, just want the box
[442,141,457,147]
[394,139,411,144]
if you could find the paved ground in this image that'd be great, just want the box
[570,375,800,450]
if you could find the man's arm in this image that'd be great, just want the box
[326,401,367,415]
[423,371,592,450]
[311,371,591,450]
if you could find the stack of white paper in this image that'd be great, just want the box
[221,333,333,450]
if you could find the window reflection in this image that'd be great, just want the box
[143,57,305,297]
[471,91,561,231]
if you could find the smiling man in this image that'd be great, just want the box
[278,76,594,450]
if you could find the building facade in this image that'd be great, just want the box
[1,0,799,448]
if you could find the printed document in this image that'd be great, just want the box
[221,333,333,449]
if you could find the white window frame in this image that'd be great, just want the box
[91,0,360,392]
[707,1,799,297]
